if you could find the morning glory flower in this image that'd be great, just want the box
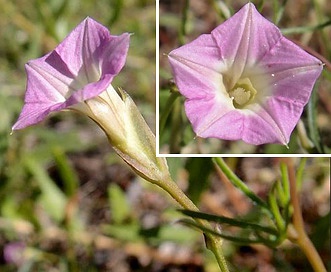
[12,17,169,183]
[168,3,323,146]
[12,17,130,130]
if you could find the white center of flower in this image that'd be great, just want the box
[228,78,257,109]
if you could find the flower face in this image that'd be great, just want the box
[168,3,323,145]
[12,17,130,130]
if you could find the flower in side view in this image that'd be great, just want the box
[12,17,130,131]
[168,3,323,146]
[12,17,169,183]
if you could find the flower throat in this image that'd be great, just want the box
[228,78,257,109]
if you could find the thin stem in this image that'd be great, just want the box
[152,175,229,272]
[285,158,326,272]
[214,158,270,212]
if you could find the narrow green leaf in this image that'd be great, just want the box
[179,210,278,235]
[280,162,290,201]
[179,219,270,245]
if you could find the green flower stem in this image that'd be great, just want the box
[213,158,270,212]
[152,175,229,272]
[285,158,326,272]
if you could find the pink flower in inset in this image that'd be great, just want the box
[12,17,130,130]
[168,3,323,146]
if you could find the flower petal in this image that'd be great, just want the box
[211,3,282,86]
[186,98,286,145]
[100,33,130,78]
[168,34,224,100]
[53,17,130,88]
[262,38,323,103]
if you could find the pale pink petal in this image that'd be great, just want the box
[186,99,286,145]
[211,3,282,86]
[168,34,223,100]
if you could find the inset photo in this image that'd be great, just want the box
[158,0,331,155]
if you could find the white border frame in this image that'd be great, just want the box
[155,1,328,158]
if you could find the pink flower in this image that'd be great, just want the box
[11,17,168,183]
[12,17,130,130]
[168,3,323,146]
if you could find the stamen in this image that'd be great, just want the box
[228,78,257,109]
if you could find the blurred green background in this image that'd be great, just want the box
[159,0,331,154]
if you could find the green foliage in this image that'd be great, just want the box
[180,157,330,268]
